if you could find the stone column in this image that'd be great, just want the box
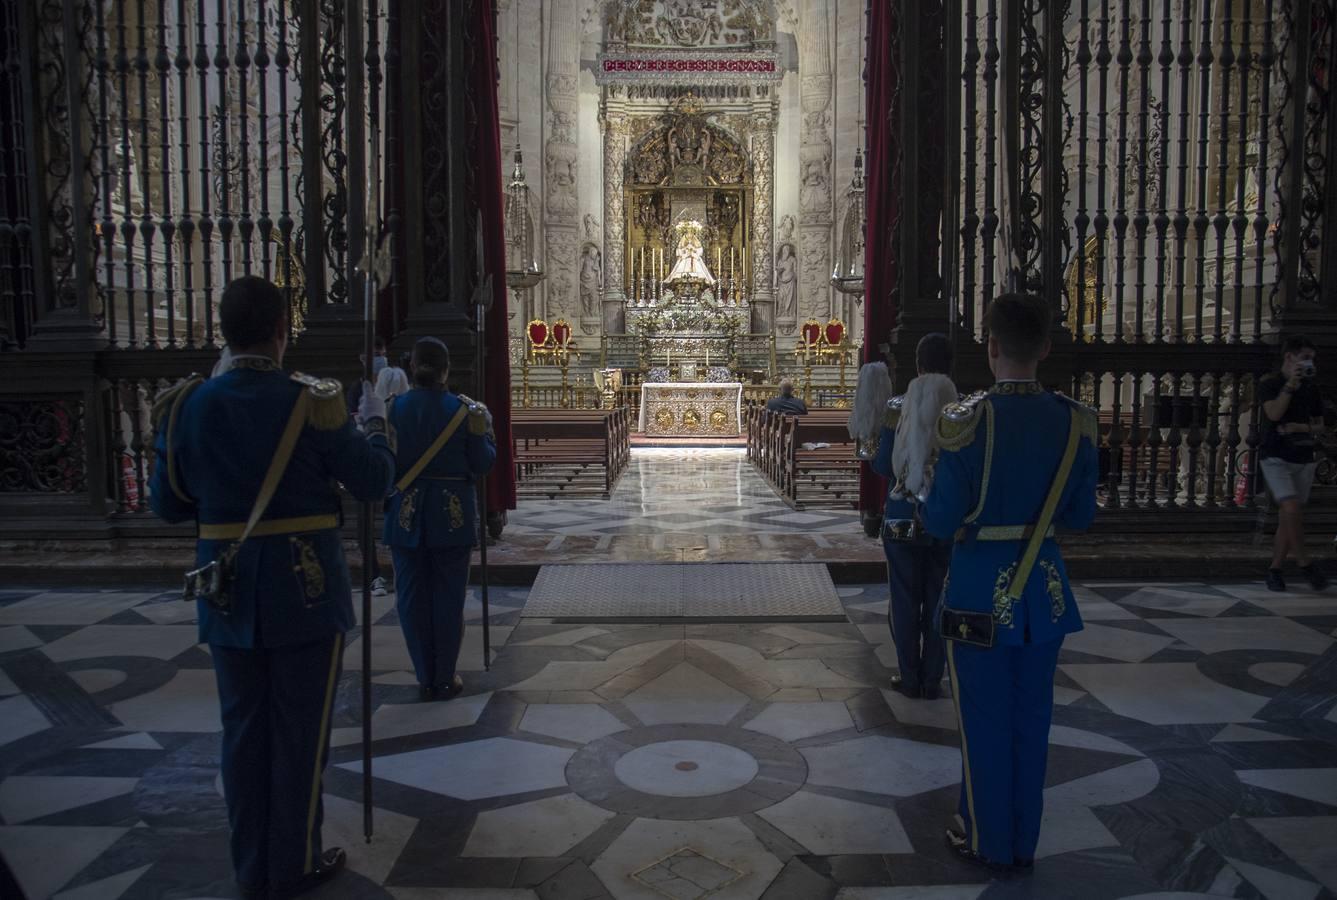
[544,0,582,331]
[600,93,629,335]
[798,0,834,334]
[750,104,778,335]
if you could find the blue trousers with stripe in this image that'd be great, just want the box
[211,633,344,889]
[392,545,470,689]
[885,539,950,691]
[945,637,1062,866]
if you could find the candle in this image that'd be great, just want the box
[716,247,721,278]
[706,347,710,366]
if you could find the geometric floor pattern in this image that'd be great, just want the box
[1,580,1336,899]
[509,449,861,537]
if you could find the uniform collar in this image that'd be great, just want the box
[989,380,1044,396]
[227,354,283,374]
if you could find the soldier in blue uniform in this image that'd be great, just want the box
[383,337,496,702]
[150,276,395,898]
[920,293,1099,872]
[869,335,958,699]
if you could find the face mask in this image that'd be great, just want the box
[373,356,388,375]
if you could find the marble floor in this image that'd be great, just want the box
[509,449,860,538]
[0,580,1335,899]
[491,449,874,567]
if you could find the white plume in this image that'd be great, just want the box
[848,362,894,440]
[891,373,958,499]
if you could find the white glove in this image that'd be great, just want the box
[358,381,386,423]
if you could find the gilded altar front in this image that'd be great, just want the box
[638,382,743,437]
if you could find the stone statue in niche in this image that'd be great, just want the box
[775,242,798,322]
[778,214,796,244]
[800,157,830,214]
[584,214,601,242]
[580,243,603,320]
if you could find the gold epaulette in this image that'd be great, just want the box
[289,372,347,431]
[458,393,492,436]
[936,390,988,452]
[884,395,904,429]
[152,374,204,504]
[1055,392,1099,442]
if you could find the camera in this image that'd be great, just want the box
[1297,359,1317,379]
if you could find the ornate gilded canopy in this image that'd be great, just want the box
[626,98,749,188]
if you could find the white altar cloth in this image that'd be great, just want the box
[638,382,744,437]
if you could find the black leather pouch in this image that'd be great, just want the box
[939,606,995,648]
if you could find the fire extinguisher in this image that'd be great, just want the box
[1234,456,1251,506]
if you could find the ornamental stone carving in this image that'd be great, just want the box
[626,102,749,188]
[602,112,631,332]
[604,0,771,48]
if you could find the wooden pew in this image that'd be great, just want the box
[511,408,630,499]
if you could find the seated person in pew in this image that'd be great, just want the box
[766,378,809,415]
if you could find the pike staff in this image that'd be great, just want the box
[473,215,494,671]
[357,9,390,843]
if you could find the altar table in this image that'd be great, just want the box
[638,382,744,437]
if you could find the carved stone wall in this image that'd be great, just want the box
[545,0,584,331]
[750,103,778,334]
[797,0,834,334]
[601,96,630,334]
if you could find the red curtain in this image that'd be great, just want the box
[469,0,517,512]
[859,0,897,519]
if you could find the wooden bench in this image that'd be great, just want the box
[746,408,858,508]
[511,408,630,499]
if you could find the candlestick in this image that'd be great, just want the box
[715,247,721,280]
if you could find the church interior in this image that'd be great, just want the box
[1,1,1336,898]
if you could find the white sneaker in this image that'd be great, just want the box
[371,576,388,597]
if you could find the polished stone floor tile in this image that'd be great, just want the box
[0,593,159,626]
[624,662,751,726]
[590,816,782,900]
[802,736,960,798]
[40,625,201,664]
[1236,768,1337,809]
[1061,663,1271,725]
[1148,617,1335,656]
[107,669,221,733]
[463,794,614,858]
[0,775,138,825]
[743,701,854,742]
[2,579,1336,899]
[345,736,574,801]
[1247,816,1337,892]
[758,790,912,855]
[518,703,628,744]
[50,863,152,900]
[1061,622,1177,663]
[0,825,129,899]
[330,693,492,748]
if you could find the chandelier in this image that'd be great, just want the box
[830,145,865,297]
[504,143,544,291]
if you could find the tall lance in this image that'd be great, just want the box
[357,90,390,849]
[473,215,494,671]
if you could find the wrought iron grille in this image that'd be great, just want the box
[0,0,380,352]
[927,0,1337,513]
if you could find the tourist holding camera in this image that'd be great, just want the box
[1259,336,1328,592]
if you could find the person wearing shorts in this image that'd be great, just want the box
[1258,336,1328,592]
